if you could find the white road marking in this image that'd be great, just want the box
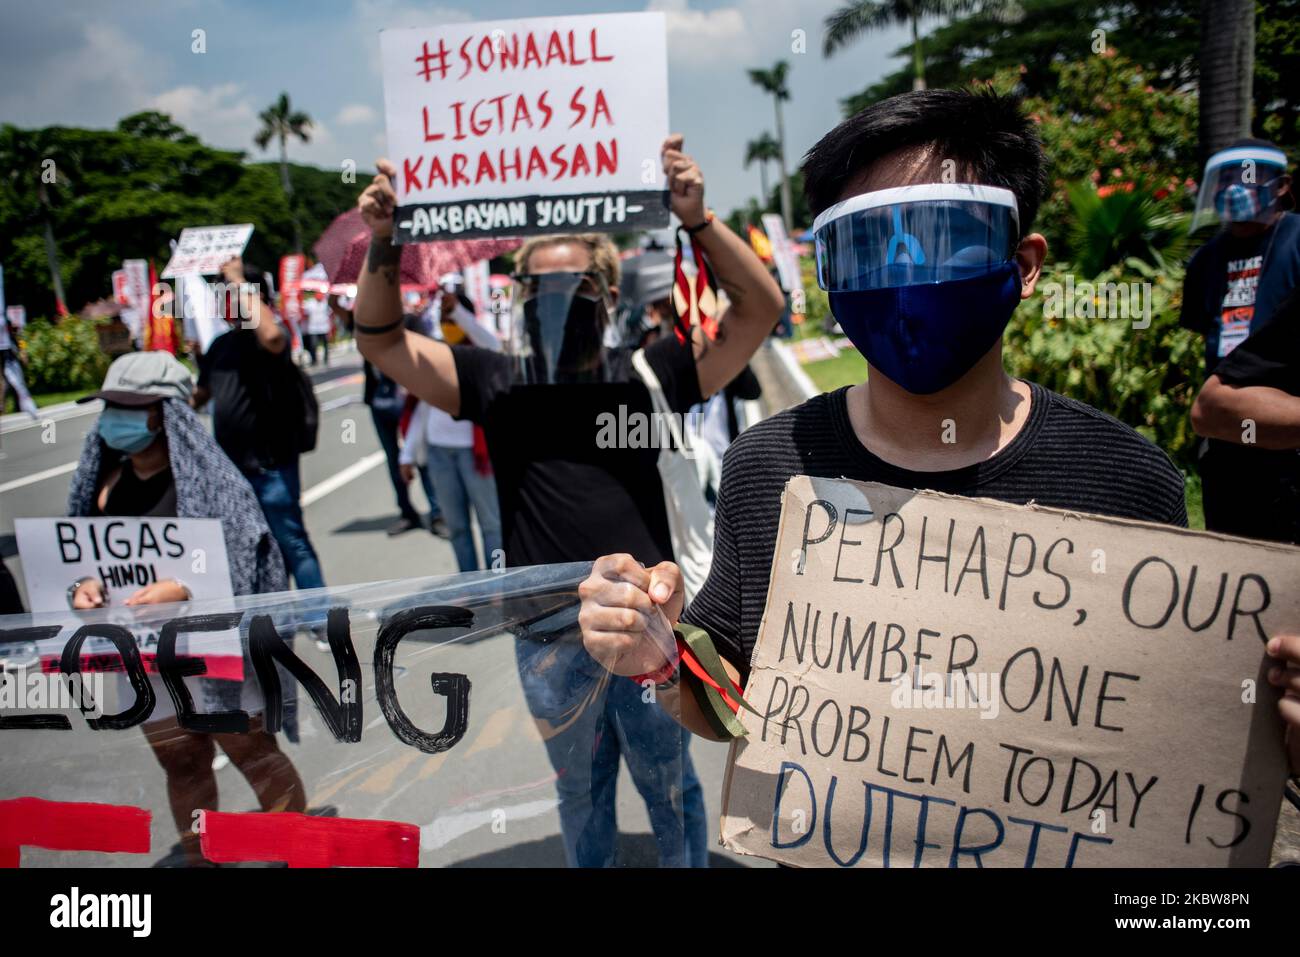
[0,460,79,494]
[299,451,386,508]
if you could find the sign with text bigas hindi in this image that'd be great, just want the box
[380,12,670,242]
[161,224,253,279]
[719,477,1297,867]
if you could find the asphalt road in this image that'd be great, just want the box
[0,349,761,868]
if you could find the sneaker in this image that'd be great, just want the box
[429,516,451,539]
[387,516,420,537]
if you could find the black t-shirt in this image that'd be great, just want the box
[198,328,300,472]
[452,335,702,566]
[1195,290,1300,543]
[1180,212,1300,373]
[682,382,1189,680]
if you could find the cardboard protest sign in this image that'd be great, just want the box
[380,12,670,242]
[720,477,1297,867]
[15,518,237,681]
[160,224,253,279]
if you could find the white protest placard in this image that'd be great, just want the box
[160,224,253,279]
[761,213,803,297]
[720,477,1297,867]
[15,518,239,682]
[380,12,670,242]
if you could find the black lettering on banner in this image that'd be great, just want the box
[872,513,905,588]
[0,626,65,729]
[833,508,871,584]
[373,605,473,754]
[162,522,184,558]
[157,613,248,734]
[60,623,154,730]
[799,500,836,577]
[1034,537,1074,610]
[137,522,162,559]
[55,522,81,563]
[1122,556,1179,629]
[1227,574,1270,642]
[998,531,1037,611]
[249,607,362,741]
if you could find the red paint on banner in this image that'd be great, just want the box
[0,797,151,867]
[199,810,420,868]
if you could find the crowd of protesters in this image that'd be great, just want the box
[0,86,1297,869]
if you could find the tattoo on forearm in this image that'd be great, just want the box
[367,237,401,285]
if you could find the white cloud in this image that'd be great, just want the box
[648,0,753,63]
[147,83,258,150]
[336,103,378,125]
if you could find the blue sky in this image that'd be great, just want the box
[0,0,920,218]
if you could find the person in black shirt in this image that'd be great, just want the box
[576,92,1300,782]
[1182,139,1300,543]
[193,257,327,595]
[352,135,784,867]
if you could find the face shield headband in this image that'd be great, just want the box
[812,183,1020,292]
[1190,146,1290,232]
[504,270,620,384]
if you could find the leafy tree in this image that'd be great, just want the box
[824,0,1018,91]
[0,125,73,311]
[744,132,782,201]
[255,92,313,251]
[746,62,794,230]
[0,114,368,315]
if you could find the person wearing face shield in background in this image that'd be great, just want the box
[352,135,784,867]
[1182,139,1300,544]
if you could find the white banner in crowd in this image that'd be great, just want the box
[761,213,803,297]
[380,12,670,241]
[160,224,254,279]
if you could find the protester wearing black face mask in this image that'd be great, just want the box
[350,134,784,869]
[1182,138,1300,544]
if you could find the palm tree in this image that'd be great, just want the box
[747,62,794,230]
[255,92,313,252]
[1197,0,1255,164]
[744,133,782,206]
[0,125,70,313]
[823,1,1016,91]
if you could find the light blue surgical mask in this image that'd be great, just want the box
[97,407,160,454]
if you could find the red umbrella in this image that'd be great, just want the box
[313,208,522,286]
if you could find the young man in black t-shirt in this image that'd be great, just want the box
[351,136,785,868]
[577,91,1300,780]
[1182,139,1300,543]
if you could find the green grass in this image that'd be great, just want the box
[802,349,867,394]
[1,387,96,414]
[1184,473,1204,530]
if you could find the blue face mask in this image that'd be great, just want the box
[829,261,1023,395]
[98,407,160,454]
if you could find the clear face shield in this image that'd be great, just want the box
[504,270,625,385]
[1189,146,1289,233]
[813,184,1020,293]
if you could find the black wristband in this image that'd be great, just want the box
[354,316,405,336]
[683,213,714,236]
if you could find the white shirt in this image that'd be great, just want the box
[303,297,332,335]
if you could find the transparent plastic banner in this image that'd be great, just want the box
[0,563,711,869]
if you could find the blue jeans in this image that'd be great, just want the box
[245,463,325,592]
[370,406,439,523]
[516,635,710,868]
[424,446,503,572]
